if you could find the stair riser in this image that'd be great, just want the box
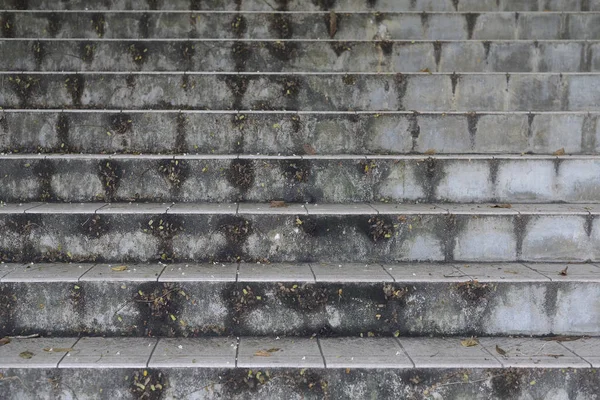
[2,12,600,40]
[1,158,599,203]
[2,112,598,155]
[2,73,598,111]
[1,213,598,263]
[2,40,598,73]
[4,0,600,11]
[1,281,598,337]
[0,367,597,400]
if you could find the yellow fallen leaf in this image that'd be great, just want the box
[43,348,73,352]
[553,148,565,156]
[111,265,128,272]
[461,337,479,347]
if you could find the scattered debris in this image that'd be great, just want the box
[495,345,507,356]
[491,204,512,209]
[559,266,568,276]
[19,351,34,359]
[553,148,565,156]
[270,200,287,208]
[254,348,280,357]
[43,347,73,352]
[461,337,479,347]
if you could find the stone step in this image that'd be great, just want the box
[3,0,600,11]
[1,262,599,337]
[0,336,599,400]
[2,11,600,40]
[1,155,599,203]
[1,72,600,111]
[0,202,599,263]
[2,39,599,73]
[2,111,598,156]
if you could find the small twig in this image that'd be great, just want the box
[8,333,40,339]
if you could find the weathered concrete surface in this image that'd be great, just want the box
[3,0,600,11]
[2,156,600,203]
[1,277,599,337]
[0,211,599,263]
[0,366,599,400]
[2,40,598,73]
[1,73,600,111]
[2,12,600,39]
[1,111,598,155]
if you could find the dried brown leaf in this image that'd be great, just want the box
[420,68,432,74]
[491,204,512,209]
[270,201,288,208]
[424,149,436,155]
[553,148,566,156]
[495,345,507,356]
[543,336,585,342]
[559,266,568,276]
[0,337,10,346]
[303,144,317,155]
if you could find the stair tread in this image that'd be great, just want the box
[2,262,599,283]
[0,335,598,369]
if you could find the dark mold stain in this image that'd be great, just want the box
[277,283,329,312]
[32,41,46,71]
[465,13,479,40]
[227,159,255,194]
[231,15,247,38]
[514,214,530,260]
[98,160,123,202]
[467,112,479,149]
[232,41,250,71]
[218,216,252,262]
[395,73,408,111]
[79,42,96,64]
[91,14,106,38]
[64,74,85,107]
[433,41,442,70]
[378,40,393,57]
[267,41,298,62]
[280,159,311,183]
[366,216,394,242]
[1,13,15,38]
[144,215,184,262]
[110,113,133,135]
[175,113,187,153]
[269,14,293,39]
[79,214,109,239]
[139,13,151,38]
[223,75,249,109]
[32,159,56,201]
[158,159,189,191]
[55,113,71,152]
[47,12,62,37]
[450,72,460,96]
[128,43,149,66]
[330,41,353,57]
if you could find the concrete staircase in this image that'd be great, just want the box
[1,1,600,399]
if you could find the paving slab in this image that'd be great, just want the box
[0,338,79,368]
[513,204,591,215]
[479,337,589,368]
[167,203,237,215]
[399,338,502,368]
[95,203,171,214]
[80,263,165,282]
[0,203,43,214]
[524,263,600,282]
[440,204,520,215]
[371,203,448,215]
[0,263,21,280]
[455,263,550,282]
[559,338,600,367]
[158,263,238,282]
[311,263,393,282]
[59,337,157,368]
[237,337,324,368]
[304,204,377,215]
[238,263,315,282]
[238,203,308,215]
[319,338,413,368]
[24,203,107,214]
[383,263,467,282]
[2,263,93,283]
[148,338,237,368]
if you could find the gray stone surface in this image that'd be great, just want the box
[59,337,157,368]
[560,338,600,367]
[311,263,393,282]
[80,263,165,282]
[96,203,171,214]
[159,263,238,282]
[400,338,501,368]
[2,111,597,155]
[319,338,412,368]
[524,263,600,282]
[0,338,79,368]
[167,203,237,214]
[3,12,600,39]
[478,337,588,368]
[2,263,92,282]
[383,263,467,282]
[239,203,307,215]
[455,263,550,282]
[148,338,237,368]
[238,263,315,282]
[238,337,324,368]
[23,203,107,214]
